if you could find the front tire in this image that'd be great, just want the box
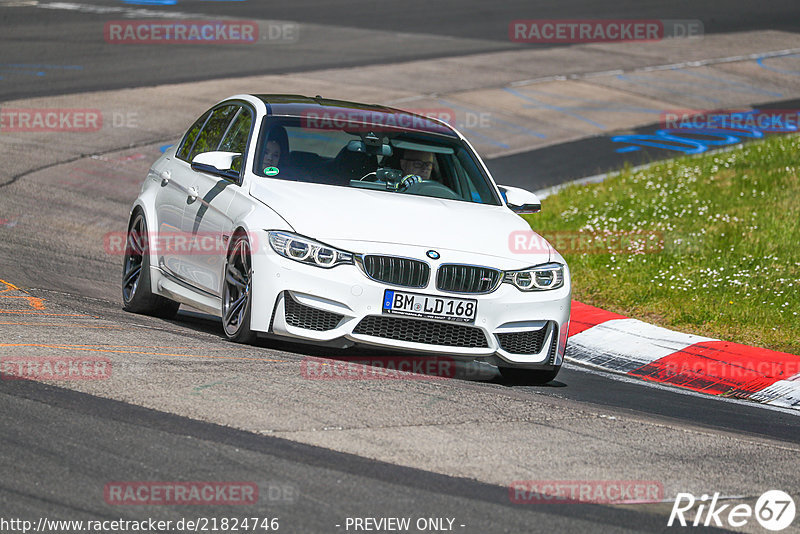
[499,365,561,385]
[121,210,179,319]
[222,231,256,344]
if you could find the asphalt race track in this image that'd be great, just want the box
[1,1,800,533]
[3,0,800,100]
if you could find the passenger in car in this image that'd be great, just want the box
[261,125,289,171]
[263,141,281,168]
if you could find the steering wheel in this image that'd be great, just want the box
[403,179,460,200]
[397,174,424,191]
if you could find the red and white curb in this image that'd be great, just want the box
[566,301,800,410]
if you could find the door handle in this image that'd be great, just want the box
[187,186,199,201]
[159,170,171,186]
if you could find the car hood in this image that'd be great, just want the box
[250,179,553,263]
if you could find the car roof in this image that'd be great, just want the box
[251,94,458,137]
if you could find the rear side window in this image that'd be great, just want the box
[186,105,240,162]
[176,110,212,162]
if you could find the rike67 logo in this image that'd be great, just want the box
[668,490,796,531]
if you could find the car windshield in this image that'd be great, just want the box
[252,116,501,205]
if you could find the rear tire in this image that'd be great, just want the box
[121,210,180,319]
[499,365,561,385]
[221,231,256,344]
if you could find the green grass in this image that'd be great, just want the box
[524,134,800,354]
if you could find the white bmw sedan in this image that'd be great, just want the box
[123,94,571,383]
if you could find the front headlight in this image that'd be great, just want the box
[503,262,565,291]
[267,231,354,268]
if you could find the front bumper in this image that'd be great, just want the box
[249,238,571,369]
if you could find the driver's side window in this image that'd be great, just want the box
[218,108,253,173]
[187,105,239,162]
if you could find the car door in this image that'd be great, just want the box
[180,104,253,296]
[153,108,212,278]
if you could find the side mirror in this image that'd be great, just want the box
[498,185,541,214]
[191,151,242,180]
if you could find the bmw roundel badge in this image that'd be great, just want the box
[426,250,440,260]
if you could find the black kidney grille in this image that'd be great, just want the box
[361,255,429,288]
[436,264,502,293]
[353,315,488,348]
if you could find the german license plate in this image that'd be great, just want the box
[382,289,477,323]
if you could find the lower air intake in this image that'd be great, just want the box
[284,294,343,331]
[353,315,488,348]
[496,324,551,354]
